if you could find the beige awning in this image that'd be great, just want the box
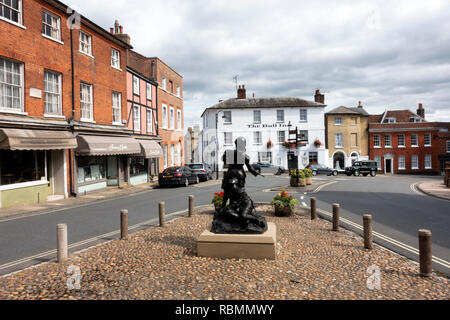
[76,135,141,156]
[0,128,77,150]
[137,139,163,158]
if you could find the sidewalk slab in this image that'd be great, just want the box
[417,181,450,201]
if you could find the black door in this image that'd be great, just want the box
[386,159,392,173]
[287,152,298,170]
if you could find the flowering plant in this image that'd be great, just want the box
[290,169,306,179]
[282,141,295,148]
[212,191,224,207]
[270,189,299,209]
[267,140,273,149]
[314,139,322,147]
[304,168,313,178]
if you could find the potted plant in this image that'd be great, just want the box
[304,168,313,185]
[211,191,224,209]
[290,169,299,186]
[150,173,155,182]
[314,139,322,148]
[298,169,307,187]
[270,189,299,217]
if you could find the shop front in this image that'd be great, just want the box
[0,128,77,208]
[75,134,141,194]
[129,139,163,185]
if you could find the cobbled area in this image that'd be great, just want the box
[0,205,448,300]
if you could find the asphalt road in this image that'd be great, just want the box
[0,173,448,276]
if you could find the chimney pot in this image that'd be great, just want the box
[314,89,325,104]
[110,27,114,34]
[119,26,123,34]
[417,103,425,118]
[237,84,246,99]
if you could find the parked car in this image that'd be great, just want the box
[345,161,378,177]
[251,162,272,174]
[158,166,199,187]
[188,163,213,181]
[306,164,338,176]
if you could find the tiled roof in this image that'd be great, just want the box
[369,110,424,123]
[326,106,369,116]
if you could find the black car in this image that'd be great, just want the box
[188,163,213,181]
[306,164,338,176]
[345,161,378,177]
[158,166,199,187]
[251,162,273,174]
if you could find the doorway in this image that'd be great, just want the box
[385,158,393,174]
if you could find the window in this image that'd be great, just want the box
[253,131,262,145]
[447,141,450,153]
[161,77,166,90]
[130,157,146,177]
[0,57,23,111]
[300,109,307,122]
[112,92,121,124]
[410,117,421,123]
[411,134,418,146]
[384,135,392,147]
[169,80,173,93]
[309,152,318,164]
[398,134,405,147]
[335,133,343,148]
[44,70,61,115]
[162,104,168,128]
[169,107,174,129]
[224,132,233,146]
[351,117,357,125]
[80,83,93,121]
[133,75,140,95]
[163,145,168,168]
[258,152,272,164]
[424,133,431,146]
[146,109,152,133]
[177,110,181,130]
[111,48,120,69]
[384,118,396,123]
[253,110,261,123]
[223,111,232,124]
[133,104,140,131]
[146,83,152,100]
[170,145,175,166]
[79,31,92,56]
[176,85,180,97]
[0,0,22,24]
[412,155,418,169]
[374,156,381,170]
[334,117,342,125]
[351,133,358,147]
[0,150,45,186]
[42,10,61,41]
[398,155,405,170]
[425,155,432,169]
[299,130,308,142]
[277,110,284,122]
[77,156,106,184]
[373,135,380,147]
[277,131,285,143]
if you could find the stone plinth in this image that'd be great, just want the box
[197,222,276,260]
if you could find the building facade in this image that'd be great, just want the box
[184,125,202,165]
[201,86,328,172]
[325,103,370,170]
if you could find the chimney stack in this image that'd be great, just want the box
[110,27,114,34]
[417,103,425,119]
[358,101,363,108]
[314,89,325,104]
[112,20,131,45]
[237,84,246,99]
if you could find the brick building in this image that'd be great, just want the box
[368,104,448,175]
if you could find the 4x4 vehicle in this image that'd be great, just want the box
[345,161,378,177]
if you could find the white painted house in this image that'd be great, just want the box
[201,86,328,172]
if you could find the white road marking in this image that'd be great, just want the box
[410,182,425,196]
[302,202,307,207]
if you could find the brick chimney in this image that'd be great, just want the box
[314,89,325,104]
[417,103,425,119]
[237,85,246,99]
[111,20,131,45]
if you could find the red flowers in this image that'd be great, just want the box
[212,191,225,206]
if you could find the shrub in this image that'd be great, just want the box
[290,169,306,178]
[270,189,299,209]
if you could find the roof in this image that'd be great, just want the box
[326,106,369,116]
[201,97,325,117]
[369,110,424,123]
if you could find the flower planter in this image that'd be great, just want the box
[274,205,294,217]
[306,177,312,185]
[299,178,306,187]
[290,177,299,187]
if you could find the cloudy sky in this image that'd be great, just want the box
[65,0,450,130]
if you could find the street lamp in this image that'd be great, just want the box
[215,110,226,180]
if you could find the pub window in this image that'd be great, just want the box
[309,152,318,164]
[253,110,261,123]
[276,110,284,122]
[223,111,232,124]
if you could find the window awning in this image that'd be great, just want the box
[137,139,163,158]
[76,135,141,156]
[0,129,77,150]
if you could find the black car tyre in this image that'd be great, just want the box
[332,171,338,176]
[354,170,360,176]
[370,171,376,177]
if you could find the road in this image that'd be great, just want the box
[0,173,448,276]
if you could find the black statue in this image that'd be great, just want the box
[211,137,268,234]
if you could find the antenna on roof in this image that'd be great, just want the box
[233,75,239,90]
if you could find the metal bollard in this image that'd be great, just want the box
[159,202,165,227]
[120,209,128,240]
[57,224,68,263]
[363,214,373,250]
[310,197,317,220]
[418,229,432,277]
[189,195,194,217]
[332,204,340,231]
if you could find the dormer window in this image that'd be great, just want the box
[410,117,421,123]
[384,118,396,123]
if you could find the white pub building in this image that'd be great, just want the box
[201,86,328,172]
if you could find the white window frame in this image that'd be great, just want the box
[373,135,380,148]
[42,9,61,42]
[253,131,262,145]
[133,75,140,95]
[170,145,175,166]
[398,134,405,147]
[163,145,168,168]
[411,155,419,170]
[44,70,62,115]
[277,131,285,144]
[335,133,343,148]
[177,109,181,130]
[0,0,22,26]
[334,117,342,125]
[112,91,121,125]
[300,109,307,122]
[79,31,93,57]
[80,82,93,121]
[0,57,24,113]
[224,132,233,146]
[447,140,450,153]
[424,133,431,147]
[223,111,232,124]
[111,48,121,70]
[161,77,166,90]
[424,154,432,169]
[276,110,285,122]
[176,85,180,97]
[146,109,152,133]
[162,104,168,128]
[169,107,174,130]
[384,135,392,148]
[411,134,418,147]
[146,83,152,101]
[253,110,261,123]
[398,155,405,170]
[133,104,140,131]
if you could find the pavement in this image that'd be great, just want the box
[416,180,450,201]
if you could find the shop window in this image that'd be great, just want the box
[77,156,106,184]
[130,157,146,176]
[0,150,46,185]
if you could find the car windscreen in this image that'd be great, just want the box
[189,164,204,169]
[163,167,181,173]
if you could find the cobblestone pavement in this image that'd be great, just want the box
[0,205,448,300]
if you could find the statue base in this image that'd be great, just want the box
[197,222,277,260]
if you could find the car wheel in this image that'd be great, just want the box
[184,178,189,187]
[354,170,360,177]
[370,171,376,177]
[332,171,338,176]
[312,171,317,176]
[196,176,200,184]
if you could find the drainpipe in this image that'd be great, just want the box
[69,27,76,196]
